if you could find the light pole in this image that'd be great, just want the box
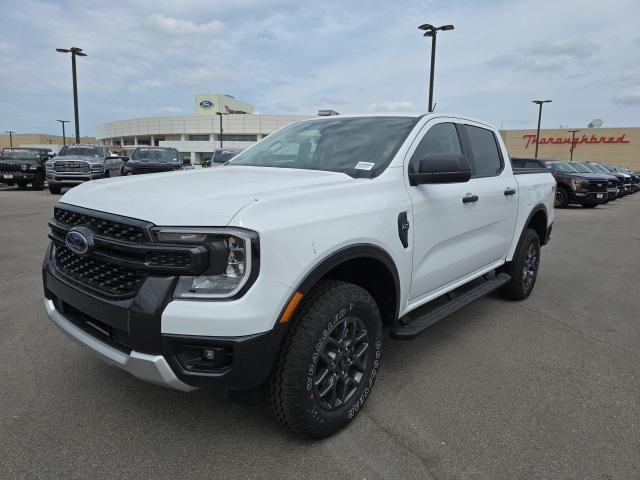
[418,23,454,113]
[5,130,15,148]
[532,99,552,158]
[216,111,225,148]
[57,120,70,145]
[56,47,87,144]
[568,129,580,161]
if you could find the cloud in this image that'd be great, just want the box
[146,14,225,35]
[368,101,417,112]
[0,0,639,135]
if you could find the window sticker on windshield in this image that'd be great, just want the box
[355,161,375,171]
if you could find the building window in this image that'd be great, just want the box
[137,137,151,145]
[154,136,165,146]
[221,134,258,142]
[189,134,210,141]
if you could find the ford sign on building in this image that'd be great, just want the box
[194,94,254,115]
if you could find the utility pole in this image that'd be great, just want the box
[532,100,552,158]
[5,130,15,148]
[57,120,70,145]
[419,23,454,113]
[56,47,87,144]
[568,129,580,161]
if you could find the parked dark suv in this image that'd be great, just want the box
[127,147,189,175]
[545,160,609,208]
[0,147,53,190]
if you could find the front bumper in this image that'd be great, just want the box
[42,246,287,391]
[44,298,196,391]
[572,190,607,204]
[2,172,37,181]
[46,172,104,184]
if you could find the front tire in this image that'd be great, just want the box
[499,228,541,301]
[554,188,569,208]
[32,172,45,190]
[49,185,62,194]
[582,204,597,208]
[265,280,383,439]
[17,181,27,189]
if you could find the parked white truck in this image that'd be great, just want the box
[43,113,555,438]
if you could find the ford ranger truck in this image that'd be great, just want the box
[42,114,555,438]
[45,144,124,194]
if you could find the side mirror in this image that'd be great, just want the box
[409,154,472,186]
[110,153,120,158]
[47,152,56,158]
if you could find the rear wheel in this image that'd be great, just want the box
[554,188,569,208]
[265,280,383,439]
[49,185,62,194]
[499,228,541,301]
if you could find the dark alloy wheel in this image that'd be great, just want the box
[499,228,541,301]
[554,189,569,208]
[312,316,369,411]
[265,280,382,439]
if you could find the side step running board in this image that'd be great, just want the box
[390,273,511,340]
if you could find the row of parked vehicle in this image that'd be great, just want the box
[0,145,243,194]
[511,157,639,208]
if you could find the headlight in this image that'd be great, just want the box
[21,164,28,171]
[45,163,54,171]
[91,164,105,172]
[154,228,255,299]
[571,179,588,190]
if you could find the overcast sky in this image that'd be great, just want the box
[1,0,639,136]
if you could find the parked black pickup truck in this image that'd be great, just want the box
[127,147,190,174]
[570,162,619,202]
[545,160,609,208]
[0,147,53,190]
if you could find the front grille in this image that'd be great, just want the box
[587,181,607,192]
[55,245,144,297]
[54,161,90,174]
[54,207,147,243]
[0,163,23,173]
[48,206,207,299]
[607,180,617,188]
[133,165,172,173]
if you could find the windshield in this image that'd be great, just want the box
[59,146,102,157]
[571,163,593,173]
[1,149,40,160]
[132,148,179,162]
[582,163,602,173]
[230,116,419,177]
[590,164,610,173]
[213,150,241,163]
[553,162,579,173]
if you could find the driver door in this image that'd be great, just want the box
[406,120,490,303]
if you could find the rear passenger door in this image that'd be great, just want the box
[458,122,518,270]
[406,119,517,304]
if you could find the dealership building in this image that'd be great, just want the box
[96,94,312,163]
[95,94,639,170]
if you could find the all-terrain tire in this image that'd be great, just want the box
[265,280,383,439]
[49,185,62,194]
[499,228,541,301]
[32,172,45,190]
[17,181,27,189]
[582,204,597,208]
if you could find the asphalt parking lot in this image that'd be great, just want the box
[1,186,639,479]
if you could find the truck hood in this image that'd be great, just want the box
[59,166,352,226]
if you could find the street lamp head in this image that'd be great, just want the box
[418,23,434,31]
[56,48,71,53]
[439,24,455,31]
[75,52,87,57]
[423,31,434,37]
[532,99,553,105]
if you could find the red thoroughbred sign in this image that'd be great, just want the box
[523,133,630,150]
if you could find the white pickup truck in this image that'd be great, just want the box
[42,113,555,438]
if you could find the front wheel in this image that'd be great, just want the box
[499,228,541,301]
[554,188,569,208]
[582,204,598,208]
[265,280,383,439]
[32,172,45,190]
[17,181,28,189]
[49,185,62,194]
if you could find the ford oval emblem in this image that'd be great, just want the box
[65,230,90,255]
[200,100,214,108]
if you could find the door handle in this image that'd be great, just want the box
[462,194,479,204]
[504,188,517,196]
